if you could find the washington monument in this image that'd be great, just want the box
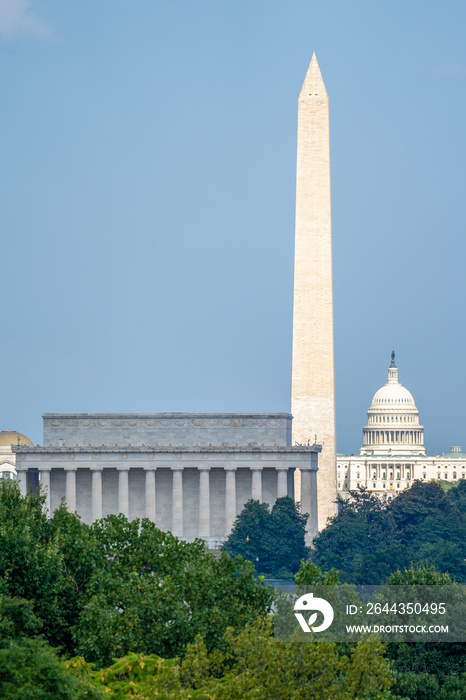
[291,54,337,529]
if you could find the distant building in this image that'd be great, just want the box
[337,353,466,500]
[0,430,33,482]
[14,414,320,547]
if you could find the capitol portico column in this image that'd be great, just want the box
[225,466,237,535]
[251,466,263,501]
[198,467,210,539]
[91,467,103,521]
[171,467,183,538]
[144,468,157,523]
[65,467,77,513]
[118,467,130,518]
[276,466,288,498]
[38,468,51,516]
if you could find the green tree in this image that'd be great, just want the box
[67,515,272,666]
[294,560,340,585]
[222,497,308,577]
[0,483,72,649]
[0,594,98,700]
[70,619,395,699]
[386,565,466,700]
[181,618,395,699]
[0,490,273,665]
[312,482,466,584]
[312,489,397,582]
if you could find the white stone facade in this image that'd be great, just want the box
[338,449,466,501]
[338,356,465,501]
[291,54,337,529]
[14,414,320,546]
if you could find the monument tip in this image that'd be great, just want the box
[300,53,327,98]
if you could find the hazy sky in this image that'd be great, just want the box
[2,1,465,455]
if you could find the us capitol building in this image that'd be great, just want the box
[337,352,466,499]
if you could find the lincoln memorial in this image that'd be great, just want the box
[14,413,320,547]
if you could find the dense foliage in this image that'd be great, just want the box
[0,596,98,700]
[312,480,466,583]
[0,484,272,666]
[2,481,466,698]
[221,496,309,578]
[385,566,466,700]
[68,619,394,699]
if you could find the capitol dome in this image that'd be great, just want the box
[361,353,425,456]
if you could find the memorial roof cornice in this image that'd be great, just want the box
[13,444,322,454]
[42,412,293,419]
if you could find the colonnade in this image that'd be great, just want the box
[363,430,424,446]
[20,464,297,539]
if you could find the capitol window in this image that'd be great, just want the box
[453,473,457,479]
[423,473,426,479]
[445,473,448,479]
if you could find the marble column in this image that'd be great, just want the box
[91,467,103,521]
[118,467,129,518]
[301,465,319,544]
[225,467,237,535]
[39,468,51,516]
[198,467,210,539]
[276,466,288,498]
[171,467,183,538]
[251,466,262,501]
[144,468,157,522]
[16,468,27,497]
[65,468,77,512]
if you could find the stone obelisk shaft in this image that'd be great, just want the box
[291,54,337,530]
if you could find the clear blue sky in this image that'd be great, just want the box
[2,1,465,455]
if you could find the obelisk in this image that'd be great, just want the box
[291,54,337,530]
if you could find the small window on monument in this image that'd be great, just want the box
[373,483,376,488]
[444,473,448,479]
